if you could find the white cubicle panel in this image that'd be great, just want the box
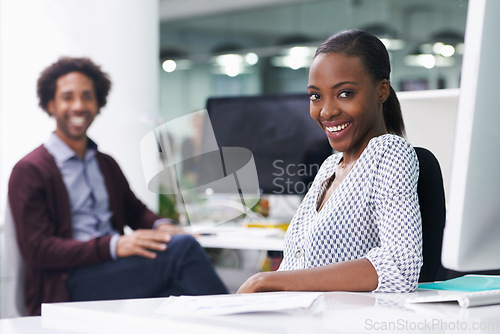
[399,88,459,198]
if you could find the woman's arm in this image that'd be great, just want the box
[237,258,378,293]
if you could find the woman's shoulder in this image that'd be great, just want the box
[364,135,418,175]
[365,134,419,181]
[370,133,412,148]
[368,134,415,158]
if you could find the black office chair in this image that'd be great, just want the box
[414,147,448,282]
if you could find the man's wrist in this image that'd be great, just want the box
[109,234,120,259]
[153,218,174,230]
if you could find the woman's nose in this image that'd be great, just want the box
[320,101,340,119]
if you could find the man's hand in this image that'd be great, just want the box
[156,223,186,235]
[116,229,172,259]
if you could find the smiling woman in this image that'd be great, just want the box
[308,53,389,159]
[237,30,422,294]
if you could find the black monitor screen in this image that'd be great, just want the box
[201,94,332,195]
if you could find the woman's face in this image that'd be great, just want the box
[308,52,388,158]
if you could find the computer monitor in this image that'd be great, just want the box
[441,0,500,272]
[200,93,333,196]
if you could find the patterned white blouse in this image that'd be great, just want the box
[278,134,423,292]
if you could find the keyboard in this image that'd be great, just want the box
[406,289,500,308]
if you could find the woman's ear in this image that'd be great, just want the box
[378,79,390,104]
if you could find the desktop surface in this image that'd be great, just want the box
[2,289,500,334]
[195,224,285,251]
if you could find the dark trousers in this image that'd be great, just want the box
[67,234,228,301]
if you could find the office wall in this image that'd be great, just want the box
[399,88,459,198]
[0,0,159,219]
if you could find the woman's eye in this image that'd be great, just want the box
[338,91,352,98]
[309,93,320,101]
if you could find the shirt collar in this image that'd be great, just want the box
[44,132,98,164]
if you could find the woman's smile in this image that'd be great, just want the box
[323,121,351,134]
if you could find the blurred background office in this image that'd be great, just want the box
[158,0,466,204]
[0,0,470,305]
[159,0,466,119]
[0,0,467,218]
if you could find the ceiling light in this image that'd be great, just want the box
[380,38,406,51]
[404,53,455,68]
[215,54,244,77]
[160,48,191,73]
[362,23,406,51]
[439,45,456,57]
[162,60,177,73]
[406,30,463,68]
[271,44,316,70]
[245,53,259,66]
[211,44,259,77]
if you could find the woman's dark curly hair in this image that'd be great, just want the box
[37,56,112,114]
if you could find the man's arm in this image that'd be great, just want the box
[96,152,190,259]
[9,155,113,269]
[97,152,160,231]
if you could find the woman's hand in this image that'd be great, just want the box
[237,272,272,294]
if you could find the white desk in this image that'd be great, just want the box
[196,226,285,251]
[195,226,285,293]
[2,290,500,333]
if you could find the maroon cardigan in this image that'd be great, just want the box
[8,145,161,315]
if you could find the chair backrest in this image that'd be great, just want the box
[414,147,448,282]
[0,202,28,318]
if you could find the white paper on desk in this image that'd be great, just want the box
[154,291,325,316]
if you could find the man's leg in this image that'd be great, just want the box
[67,234,227,302]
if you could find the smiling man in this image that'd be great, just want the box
[8,57,227,316]
[47,71,98,157]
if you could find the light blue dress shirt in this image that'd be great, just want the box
[44,133,120,259]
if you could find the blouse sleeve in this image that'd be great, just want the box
[364,138,423,292]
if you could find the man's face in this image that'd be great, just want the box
[47,71,99,143]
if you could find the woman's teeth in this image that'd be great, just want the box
[326,122,350,133]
